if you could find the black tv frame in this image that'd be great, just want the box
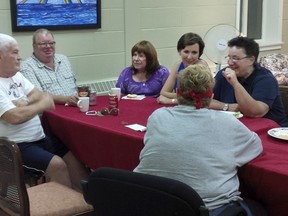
[10,0,101,32]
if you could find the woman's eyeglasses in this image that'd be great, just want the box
[225,55,249,62]
[85,107,119,116]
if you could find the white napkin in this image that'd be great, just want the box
[125,124,147,132]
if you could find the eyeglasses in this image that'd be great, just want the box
[225,56,249,62]
[85,107,119,116]
[100,107,119,116]
[36,41,56,48]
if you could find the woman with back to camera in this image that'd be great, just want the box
[135,64,265,216]
[116,40,169,98]
[157,32,210,104]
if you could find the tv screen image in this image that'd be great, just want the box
[11,0,101,32]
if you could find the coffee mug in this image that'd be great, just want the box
[77,97,90,112]
[110,87,121,101]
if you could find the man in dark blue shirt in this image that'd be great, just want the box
[210,36,288,126]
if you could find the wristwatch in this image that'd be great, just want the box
[222,103,229,111]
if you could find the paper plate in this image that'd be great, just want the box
[220,111,243,119]
[268,128,288,141]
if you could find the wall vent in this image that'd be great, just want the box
[81,79,117,95]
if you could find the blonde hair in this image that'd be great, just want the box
[177,64,214,107]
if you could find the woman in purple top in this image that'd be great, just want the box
[116,40,169,98]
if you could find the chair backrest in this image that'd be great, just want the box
[81,167,209,216]
[259,53,288,85]
[259,53,288,72]
[0,137,30,216]
[279,85,288,114]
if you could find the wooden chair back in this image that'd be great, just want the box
[0,137,93,216]
[0,137,30,216]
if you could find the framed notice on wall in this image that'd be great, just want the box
[10,0,101,32]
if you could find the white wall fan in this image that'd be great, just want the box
[204,24,240,72]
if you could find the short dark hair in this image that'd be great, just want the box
[228,36,259,63]
[177,32,205,57]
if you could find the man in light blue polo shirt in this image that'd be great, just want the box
[21,28,79,106]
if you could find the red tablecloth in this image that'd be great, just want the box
[42,96,167,170]
[42,96,288,216]
[238,118,288,216]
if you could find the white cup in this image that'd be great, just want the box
[110,87,121,101]
[77,97,90,112]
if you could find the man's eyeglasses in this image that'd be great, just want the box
[225,56,249,62]
[36,41,56,48]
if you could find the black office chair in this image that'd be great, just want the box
[81,167,252,216]
[81,167,209,216]
[82,167,251,216]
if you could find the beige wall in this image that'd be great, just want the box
[0,0,287,84]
